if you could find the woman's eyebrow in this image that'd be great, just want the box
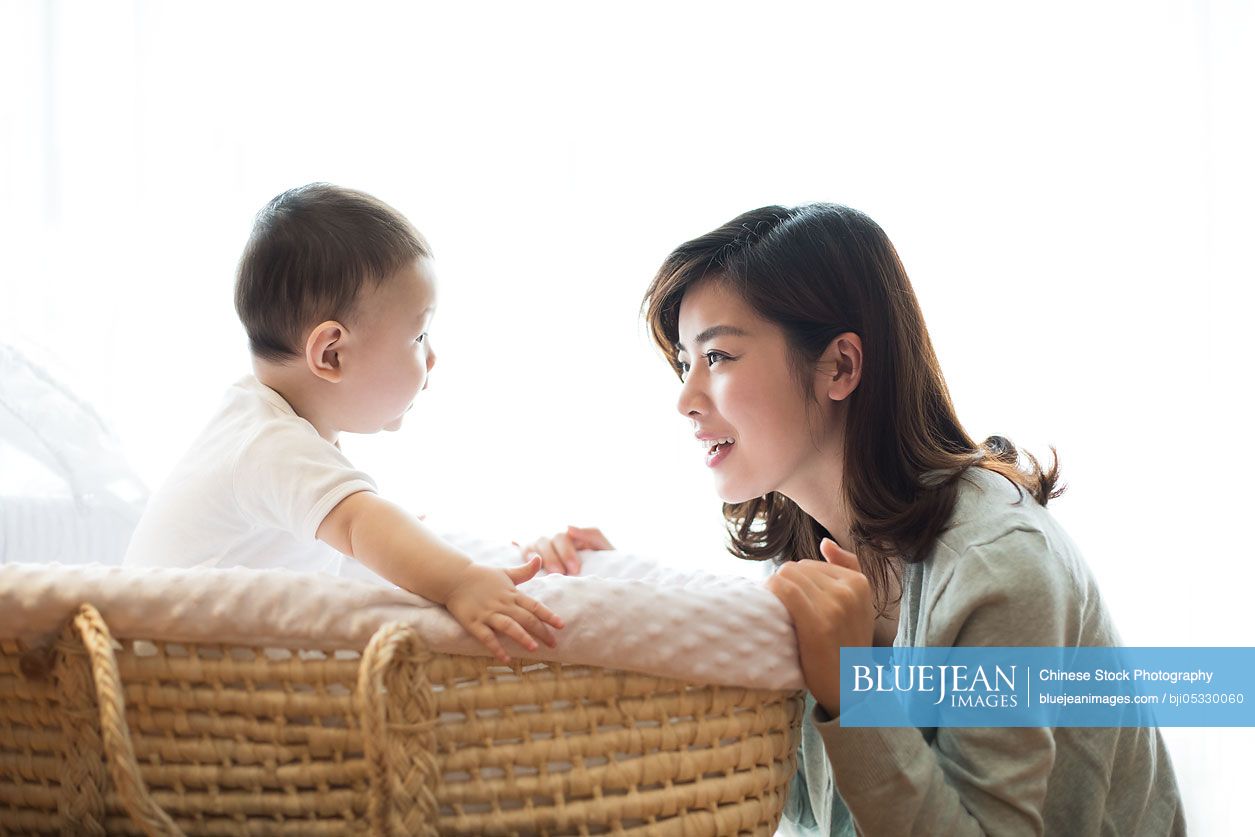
[676,324,749,352]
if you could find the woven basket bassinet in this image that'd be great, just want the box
[0,603,803,835]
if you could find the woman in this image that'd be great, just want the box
[530,204,1184,835]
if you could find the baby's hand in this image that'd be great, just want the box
[515,525,614,576]
[443,557,565,663]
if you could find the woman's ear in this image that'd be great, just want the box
[817,332,863,402]
[305,320,345,383]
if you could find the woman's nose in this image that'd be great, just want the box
[676,370,705,418]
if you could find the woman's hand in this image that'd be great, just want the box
[515,525,614,576]
[765,537,876,717]
[443,558,565,663]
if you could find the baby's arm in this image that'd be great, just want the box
[317,491,564,662]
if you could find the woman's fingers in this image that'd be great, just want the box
[768,568,828,629]
[800,557,872,603]
[764,544,877,718]
[769,567,817,621]
[769,559,873,638]
[776,559,848,604]
[820,537,861,572]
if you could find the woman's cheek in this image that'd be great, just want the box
[714,376,744,417]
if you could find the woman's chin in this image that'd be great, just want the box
[713,480,760,505]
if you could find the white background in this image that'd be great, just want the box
[2,1,1253,832]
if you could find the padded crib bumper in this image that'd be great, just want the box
[1,603,803,835]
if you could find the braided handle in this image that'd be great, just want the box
[358,622,439,836]
[58,607,439,835]
[66,603,184,836]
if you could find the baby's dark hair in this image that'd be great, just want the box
[235,183,431,362]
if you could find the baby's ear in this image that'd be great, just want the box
[305,320,345,383]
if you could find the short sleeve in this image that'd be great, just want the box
[232,419,377,541]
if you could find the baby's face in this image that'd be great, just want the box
[335,257,438,433]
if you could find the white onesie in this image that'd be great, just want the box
[123,376,375,574]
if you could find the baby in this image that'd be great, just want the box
[124,183,562,662]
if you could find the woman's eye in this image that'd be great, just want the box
[676,352,730,380]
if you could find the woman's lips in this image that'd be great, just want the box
[706,439,734,468]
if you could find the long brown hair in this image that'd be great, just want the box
[642,204,1062,610]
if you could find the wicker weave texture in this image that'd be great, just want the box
[1,604,802,835]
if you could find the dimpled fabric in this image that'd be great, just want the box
[0,534,803,690]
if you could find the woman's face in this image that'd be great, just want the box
[675,281,838,504]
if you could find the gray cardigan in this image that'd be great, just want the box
[780,467,1186,836]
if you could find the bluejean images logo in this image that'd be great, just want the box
[838,647,1255,728]
[851,660,1019,708]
